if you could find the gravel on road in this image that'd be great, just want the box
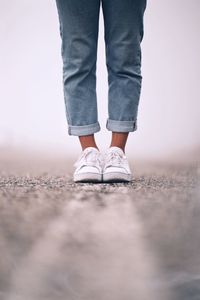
[0,148,199,300]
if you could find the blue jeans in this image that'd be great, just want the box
[55,0,147,136]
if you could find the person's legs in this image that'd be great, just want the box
[55,0,147,182]
[55,0,103,182]
[110,132,129,153]
[55,0,101,137]
[102,0,147,146]
[102,0,147,182]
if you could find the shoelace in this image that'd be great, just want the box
[104,151,124,167]
[74,149,102,168]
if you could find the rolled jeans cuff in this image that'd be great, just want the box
[106,118,137,132]
[68,121,101,136]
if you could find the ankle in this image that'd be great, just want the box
[79,134,99,151]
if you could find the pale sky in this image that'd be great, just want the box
[0,0,199,159]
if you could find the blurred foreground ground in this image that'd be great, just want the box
[0,147,200,300]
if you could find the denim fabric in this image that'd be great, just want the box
[55,0,147,136]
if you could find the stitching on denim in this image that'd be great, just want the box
[106,119,137,131]
[108,119,137,125]
[63,84,72,124]
[69,122,100,130]
[69,123,100,135]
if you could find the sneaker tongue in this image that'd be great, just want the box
[107,146,124,155]
[84,147,99,153]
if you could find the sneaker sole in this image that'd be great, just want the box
[103,172,132,183]
[73,172,102,183]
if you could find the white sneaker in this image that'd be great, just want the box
[73,147,103,182]
[103,146,132,182]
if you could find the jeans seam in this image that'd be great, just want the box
[69,121,100,129]
[63,84,72,124]
[68,122,100,135]
[106,118,137,131]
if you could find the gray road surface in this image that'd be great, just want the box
[0,148,199,300]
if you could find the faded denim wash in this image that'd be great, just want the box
[55,0,147,136]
